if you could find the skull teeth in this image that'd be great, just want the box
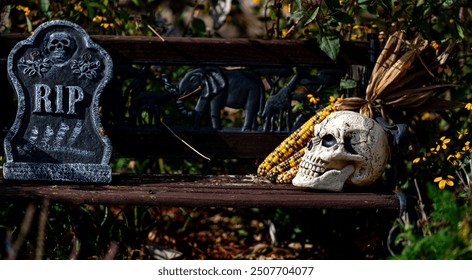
[298,155,326,178]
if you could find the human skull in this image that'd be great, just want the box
[292,111,390,192]
[46,32,74,64]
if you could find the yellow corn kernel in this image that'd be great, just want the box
[257,104,337,178]
[276,165,299,184]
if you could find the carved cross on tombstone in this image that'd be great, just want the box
[3,20,113,183]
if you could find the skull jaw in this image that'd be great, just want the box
[51,50,66,64]
[292,165,355,192]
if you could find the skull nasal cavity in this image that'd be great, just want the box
[321,134,337,148]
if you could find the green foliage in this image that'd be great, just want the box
[316,34,340,62]
[391,184,472,259]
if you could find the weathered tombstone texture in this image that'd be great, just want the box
[3,20,113,183]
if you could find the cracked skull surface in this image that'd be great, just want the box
[292,111,389,192]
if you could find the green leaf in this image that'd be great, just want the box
[191,18,207,37]
[304,6,320,26]
[324,0,341,10]
[340,79,357,90]
[317,35,340,62]
[40,0,51,19]
[377,0,393,15]
[331,10,354,24]
[455,22,464,40]
[289,10,307,22]
[26,16,32,32]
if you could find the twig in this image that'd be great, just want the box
[147,25,166,42]
[161,120,211,161]
[9,203,37,259]
[104,241,120,260]
[69,235,80,260]
[35,198,50,260]
[386,222,399,256]
[414,178,430,236]
[456,159,472,204]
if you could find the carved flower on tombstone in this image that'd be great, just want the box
[18,51,51,77]
[71,54,101,79]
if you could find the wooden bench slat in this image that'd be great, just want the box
[0,174,399,209]
[0,34,371,66]
[106,128,291,159]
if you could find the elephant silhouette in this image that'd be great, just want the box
[177,67,265,131]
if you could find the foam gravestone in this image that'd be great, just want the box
[3,20,113,183]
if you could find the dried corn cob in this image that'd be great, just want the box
[257,120,311,177]
[265,148,305,182]
[276,165,299,184]
[257,102,338,180]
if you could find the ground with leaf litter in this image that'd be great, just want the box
[124,206,397,260]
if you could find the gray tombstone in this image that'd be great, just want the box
[3,20,113,183]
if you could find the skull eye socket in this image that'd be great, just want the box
[50,39,59,45]
[343,136,358,154]
[321,134,337,148]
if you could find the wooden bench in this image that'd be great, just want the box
[0,32,402,211]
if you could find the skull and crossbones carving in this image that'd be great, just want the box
[292,111,390,192]
[45,31,75,64]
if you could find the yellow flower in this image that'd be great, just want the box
[100,23,115,29]
[329,96,342,104]
[434,175,454,189]
[93,16,106,23]
[465,103,472,111]
[435,136,451,151]
[447,152,462,165]
[74,4,84,13]
[16,5,31,16]
[413,157,426,164]
[307,94,320,105]
[430,40,439,50]
[463,141,471,152]
[421,112,430,121]
[458,129,469,139]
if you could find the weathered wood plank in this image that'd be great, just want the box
[106,127,291,159]
[0,174,400,209]
[0,34,371,66]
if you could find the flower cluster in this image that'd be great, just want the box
[93,15,115,29]
[16,5,31,17]
[434,175,455,189]
[413,103,472,189]
[307,94,320,105]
